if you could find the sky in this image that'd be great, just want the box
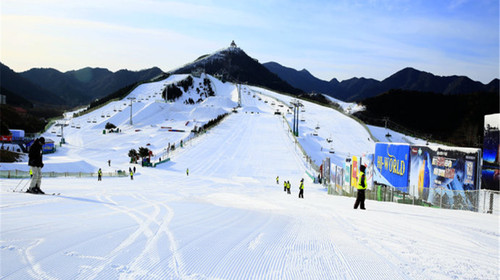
[1,0,499,83]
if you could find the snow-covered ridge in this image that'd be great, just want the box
[170,46,244,74]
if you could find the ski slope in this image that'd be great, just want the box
[1,75,498,279]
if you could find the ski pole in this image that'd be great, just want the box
[19,179,31,192]
[13,178,26,192]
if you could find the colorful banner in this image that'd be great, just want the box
[343,160,351,189]
[351,156,358,188]
[409,145,481,209]
[482,114,500,190]
[374,143,410,191]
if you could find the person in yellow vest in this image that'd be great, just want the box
[29,169,33,178]
[130,170,134,180]
[276,176,279,185]
[284,180,287,192]
[354,165,367,210]
[186,168,189,176]
[286,181,291,194]
[98,168,102,181]
[298,178,304,198]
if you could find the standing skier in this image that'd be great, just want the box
[98,168,102,181]
[186,168,189,176]
[354,165,367,210]
[298,178,304,198]
[130,169,134,180]
[27,137,45,194]
[287,181,291,194]
[276,176,279,185]
[284,180,287,192]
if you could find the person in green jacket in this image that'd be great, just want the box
[98,168,102,181]
[354,165,367,210]
[286,181,291,194]
[298,178,304,198]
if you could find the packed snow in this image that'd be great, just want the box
[1,74,498,280]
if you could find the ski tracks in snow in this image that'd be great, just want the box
[73,192,186,280]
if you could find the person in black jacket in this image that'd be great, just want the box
[27,137,45,194]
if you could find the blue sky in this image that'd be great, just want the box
[1,0,498,83]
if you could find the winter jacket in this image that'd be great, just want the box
[356,171,366,190]
[28,140,43,168]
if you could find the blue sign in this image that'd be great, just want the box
[374,143,410,191]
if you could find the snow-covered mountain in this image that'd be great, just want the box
[171,43,303,96]
[1,74,497,280]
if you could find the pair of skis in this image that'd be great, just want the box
[10,178,60,195]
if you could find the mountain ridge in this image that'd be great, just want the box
[263,62,499,101]
[20,66,164,106]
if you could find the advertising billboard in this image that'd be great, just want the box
[409,145,481,209]
[482,114,499,190]
[374,143,410,192]
[350,156,358,188]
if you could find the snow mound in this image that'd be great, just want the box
[200,96,237,109]
[189,106,229,121]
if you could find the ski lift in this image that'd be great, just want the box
[106,113,111,117]
[87,119,91,123]
[326,138,333,143]
[76,125,81,129]
[301,118,305,122]
[313,130,318,136]
[386,132,392,138]
[51,129,56,133]
[329,147,335,154]
[315,123,320,130]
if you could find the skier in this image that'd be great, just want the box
[287,181,291,194]
[108,159,111,166]
[284,180,287,192]
[298,178,304,198]
[26,137,45,194]
[130,169,134,180]
[276,176,279,185]
[354,165,367,210]
[29,169,33,178]
[98,168,102,181]
[186,168,189,176]
[133,166,136,173]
